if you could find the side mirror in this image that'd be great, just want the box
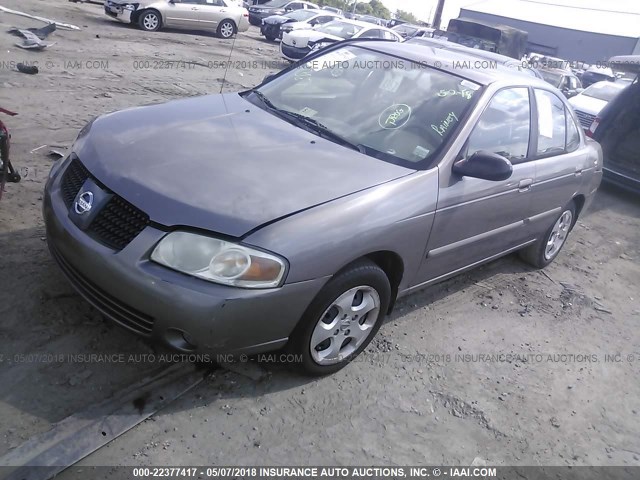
[453,151,513,181]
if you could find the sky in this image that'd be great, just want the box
[380,0,480,24]
[379,0,640,26]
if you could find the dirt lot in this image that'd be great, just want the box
[1,0,640,472]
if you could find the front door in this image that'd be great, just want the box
[415,87,537,285]
[164,0,202,28]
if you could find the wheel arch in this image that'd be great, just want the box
[133,8,164,27]
[332,251,404,314]
[219,18,238,33]
[571,194,585,229]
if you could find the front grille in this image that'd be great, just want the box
[59,157,150,251]
[88,195,150,250]
[50,243,155,336]
[61,157,90,207]
[575,110,596,129]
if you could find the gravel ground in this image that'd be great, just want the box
[1,0,639,471]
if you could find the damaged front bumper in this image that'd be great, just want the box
[104,1,136,23]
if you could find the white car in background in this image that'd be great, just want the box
[568,81,627,130]
[280,18,402,61]
[260,9,341,41]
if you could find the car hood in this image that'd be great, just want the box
[568,94,608,115]
[283,29,342,47]
[263,14,293,25]
[74,94,411,238]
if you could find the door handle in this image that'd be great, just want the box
[518,178,533,192]
[191,7,198,10]
[575,167,583,176]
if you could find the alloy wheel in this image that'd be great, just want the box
[310,286,380,365]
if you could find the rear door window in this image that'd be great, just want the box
[534,89,566,156]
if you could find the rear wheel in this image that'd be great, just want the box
[519,202,576,268]
[289,259,391,376]
[138,10,161,31]
[265,34,276,41]
[217,19,236,39]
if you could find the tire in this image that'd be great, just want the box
[265,34,276,41]
[288,259,391,376]
[217,19,236,39]
[519,202,576,268]
[138,10,161,32]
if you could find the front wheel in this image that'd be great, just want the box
[289,259,391,376]
[217,20,236,39]
[138,10,161,31]
[519,202,576,268]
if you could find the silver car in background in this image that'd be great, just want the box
[44,41,602,376]
[104,0,250,38]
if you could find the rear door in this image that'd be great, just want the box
[415,87,537,285]
[526,88,586,234]
[198,0,228,30]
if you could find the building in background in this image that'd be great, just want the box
[458,0,640,63]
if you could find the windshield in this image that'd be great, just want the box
[248,46,481,167]
[316,20,364,38]
[582,82,623,102]
[264,0,289,8]
[285,9,318,21]
[393,25,419,36]
[540,70,563,87]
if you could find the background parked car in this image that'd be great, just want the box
[580,65,616,88]
[280,19,402,61]
[539,67,582,97]
[248,0,318,26]
[358,15,387,26]
[568,81,626,130]
[261,9,341,41]
[321,6,343,15]
[105,0,249,38]
[588,55,640,192]
[392,23,434,39]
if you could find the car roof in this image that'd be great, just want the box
[608,55,640,75]
[329,18,391,29]
[585,80,627,91]
[407,36,520,65]
[351,41,550,87]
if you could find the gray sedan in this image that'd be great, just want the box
[44,41,602,375]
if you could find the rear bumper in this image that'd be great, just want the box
[603,166,640,193]
[43,158,329,356]
[249,12,268,25]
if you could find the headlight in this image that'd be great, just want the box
[151,232,287,289]
[311,42,331,51]
[123,3,139,10]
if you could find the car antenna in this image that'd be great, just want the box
[219,30,239,94]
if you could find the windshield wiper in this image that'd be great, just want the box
[249,90,362,152]
[278,111,363,152]
[250,89,279,111]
